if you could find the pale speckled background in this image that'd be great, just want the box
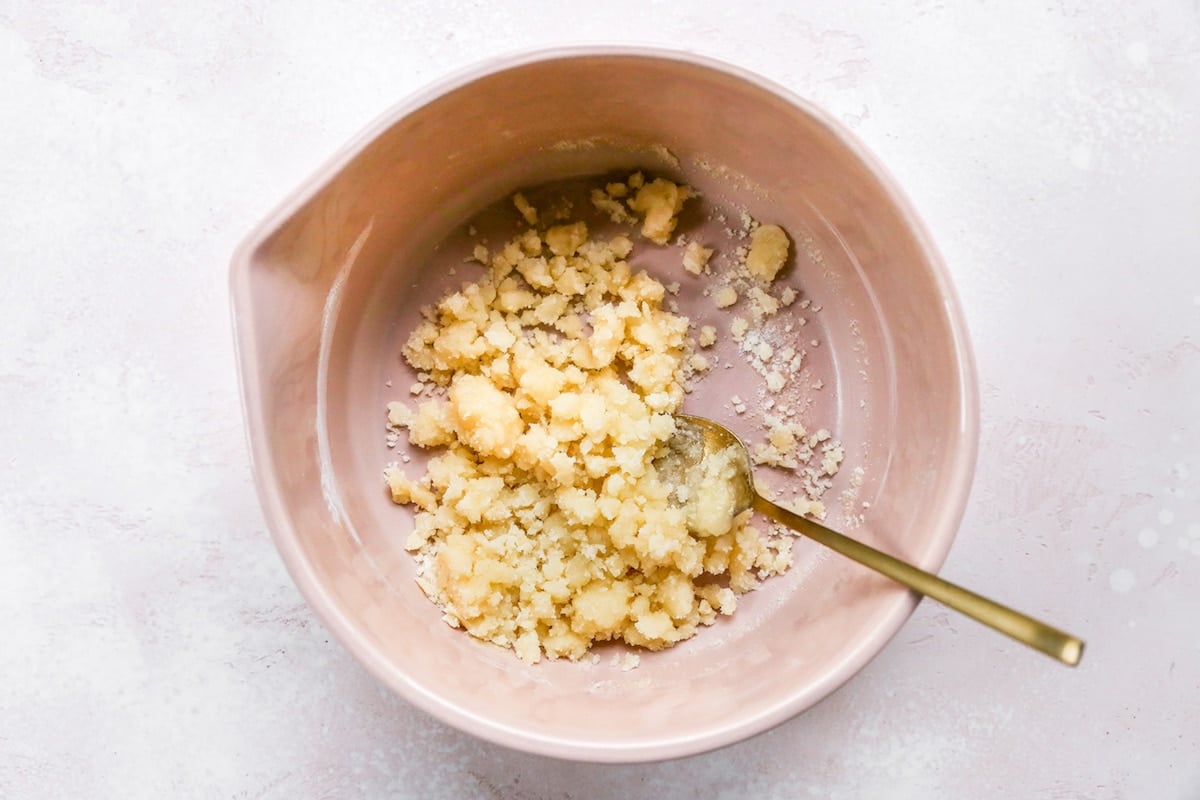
[2,1,1198,797]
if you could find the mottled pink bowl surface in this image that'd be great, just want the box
[229,47,978,762]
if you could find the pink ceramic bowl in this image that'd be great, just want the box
[229,47,978,762]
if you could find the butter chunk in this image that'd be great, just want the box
[545,221,588,257]
[448,374,525,459]
[628,178,692,245]
[745,223,790,282]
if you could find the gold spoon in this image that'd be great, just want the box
[666,414,1085,666]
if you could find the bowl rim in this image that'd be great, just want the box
[228,44,980,763]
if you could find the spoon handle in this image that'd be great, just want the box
[753,495,1085,666]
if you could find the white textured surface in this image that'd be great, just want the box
[2,1,1198,796]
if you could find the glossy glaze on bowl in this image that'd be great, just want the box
[229,47,978,762]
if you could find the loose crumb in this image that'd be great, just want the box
[682,241,713,275]
[747,286,780,319]
[513,192,538,225]
[714,286,738,309]
[591,188,636,224]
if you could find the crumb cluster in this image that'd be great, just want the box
[383,172,844,665]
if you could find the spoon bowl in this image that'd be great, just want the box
[669,415,1086,667]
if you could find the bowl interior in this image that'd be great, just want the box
[230,51,976,761]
